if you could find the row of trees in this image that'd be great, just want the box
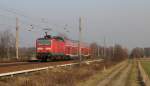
[90,42,150,60]
[0,30,35,60]
[0,30,16,58]
[129,47,150,58]
[90,43,128,62]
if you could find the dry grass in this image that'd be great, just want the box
[78,60,127,86]
[0,61,116,86]
[126,60,139,86]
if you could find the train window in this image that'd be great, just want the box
[38,39,51,45]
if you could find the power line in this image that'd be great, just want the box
[0,7,44,29]
[0,7,74,36]
[0,7,36,21]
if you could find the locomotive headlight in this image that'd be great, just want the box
[45,48,51,50]
[37,47,43,50]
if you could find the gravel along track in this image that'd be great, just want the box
[97,61,129,86]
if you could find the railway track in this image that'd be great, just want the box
[0,60,74,67]
[0,60,75,73]
[0,58,101,67]
[0,62,32,67]
[0,59,103,77]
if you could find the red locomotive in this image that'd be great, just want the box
[36,33,90,61]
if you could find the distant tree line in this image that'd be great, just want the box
[144,48,150,57]
[130,47,150,58]
[90,43,150,60]
[19,47,36,60]
[0,30,35,61]
[0,30,16,59]
[90,43,128,62]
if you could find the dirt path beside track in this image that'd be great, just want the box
[109,64,131,86]
[96,60,140,86]
[97,61,128,86]
[78,60,140,86]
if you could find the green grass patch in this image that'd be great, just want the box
[141,61,150,78]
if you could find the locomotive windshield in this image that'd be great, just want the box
[37,39,51,45]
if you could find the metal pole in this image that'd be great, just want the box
[98,45,100,57]
[113,42,115,58]
[78,17,82,62]
[103,37,106,58]
[103,37,106,72]
[16,17,19,59]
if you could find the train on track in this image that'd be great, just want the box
[36,33,90,61]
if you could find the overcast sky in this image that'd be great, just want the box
[0,0,149,49]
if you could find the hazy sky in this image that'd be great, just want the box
[0,0,149,49]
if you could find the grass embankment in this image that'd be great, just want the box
[141,61,150,78]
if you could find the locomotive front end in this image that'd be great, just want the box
[36,38,52,61]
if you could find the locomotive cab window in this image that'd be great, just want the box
[37,39,51,45]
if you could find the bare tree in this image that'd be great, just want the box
[130,47,144,58]
[90,43,128,62]
[112,44,128,61]
[0,30,15,59]
[144,48,150,57]
[90,42,98,58]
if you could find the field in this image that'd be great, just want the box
[141,61,150,78]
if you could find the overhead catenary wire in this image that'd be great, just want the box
[0,7,44,30]
[0,6,75,39]
[0,7,69,34]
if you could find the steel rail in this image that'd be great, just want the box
[0,59,103,77]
